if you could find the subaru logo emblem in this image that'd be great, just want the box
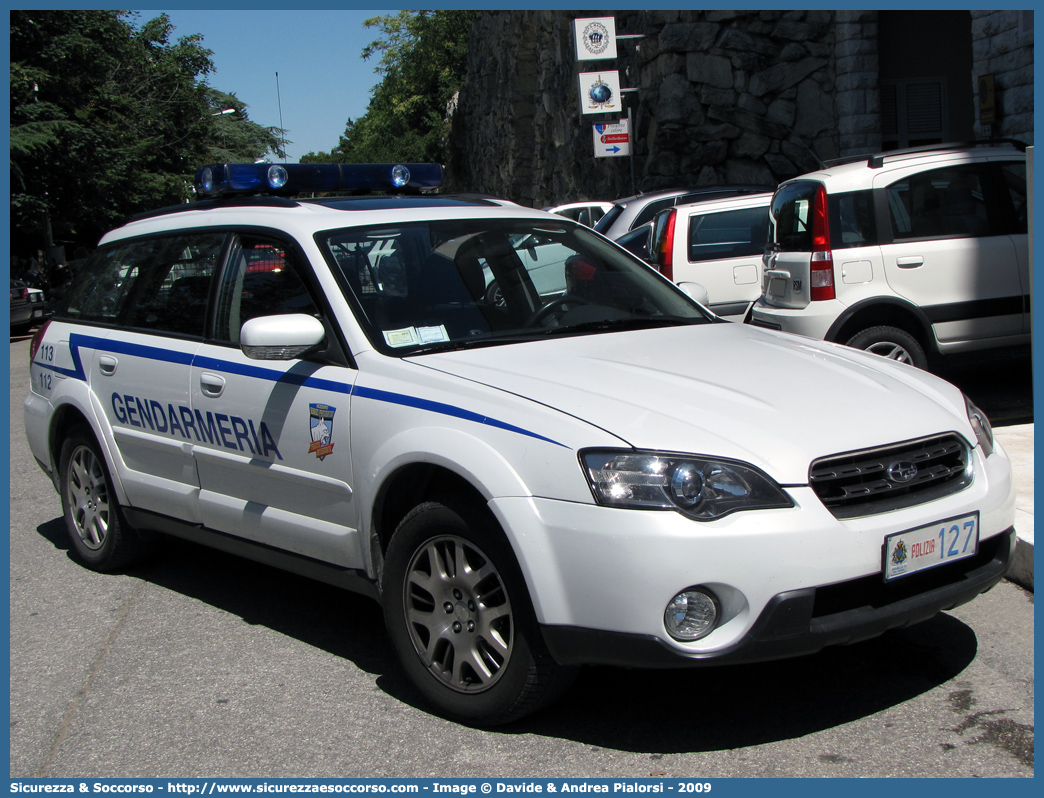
[887,461,918,483]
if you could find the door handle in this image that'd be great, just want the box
[896,256,924,269]
[199,372,226,398]
[98,356,118,376]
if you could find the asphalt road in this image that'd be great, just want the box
[8,334,1035,779]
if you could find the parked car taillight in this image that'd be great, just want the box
[810,184,835,301]
[650,208,677,281]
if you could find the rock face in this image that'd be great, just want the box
[446,10,1032,207]
[446,10,850,204]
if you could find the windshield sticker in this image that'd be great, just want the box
[417,325,450,344]
[384,327,420,347]
[308,403,336,460]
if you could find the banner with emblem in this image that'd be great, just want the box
[574,17,618,61]
[578,71,622,115]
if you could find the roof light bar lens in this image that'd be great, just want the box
[268,165,289,190]
[391,165,411,188]
[193,163,443,198]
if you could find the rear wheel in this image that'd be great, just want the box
[845,325,928,370]
[382,498,574,725]
[59,428,149,571]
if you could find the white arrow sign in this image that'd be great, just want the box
[593,119,630,157]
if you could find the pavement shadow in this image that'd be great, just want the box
[935,345,1033,426]
[36,522,980,750]
[506,613,977,752]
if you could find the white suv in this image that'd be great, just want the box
[750,142,1029,369]
[647,192,772,320]
[24,162,1016,726]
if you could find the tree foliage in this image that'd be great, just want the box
[9,10,284,259]
[326,10,478,164]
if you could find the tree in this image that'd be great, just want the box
[331,10,478,164]
[205,88,287,164]
[9,11,283,263]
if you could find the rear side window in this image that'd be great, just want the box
[767,181,818,251]
[62,233,225,336]
[996,162,1028,233]
[687,206,769,262]
[828,190,876,250]
[886,165,990,240]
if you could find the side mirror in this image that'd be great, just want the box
[240,314,325,361]
[677,281,710,307]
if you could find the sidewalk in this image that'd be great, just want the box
[995,424,1034,591]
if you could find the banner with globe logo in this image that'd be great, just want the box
[578,71,622,114]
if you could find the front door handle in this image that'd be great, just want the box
[896,256,924,269]
[98,356,118,376]
[199,372,226,398]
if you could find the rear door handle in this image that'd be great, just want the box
[896,256,924,269]
[199,372,226,398]
[98,356,118,376]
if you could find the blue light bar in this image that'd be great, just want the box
[194,163,444,198]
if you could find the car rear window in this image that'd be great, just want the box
[767,181,818,251]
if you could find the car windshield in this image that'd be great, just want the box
[320,218,712,355]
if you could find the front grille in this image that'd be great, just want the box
[810,434,971,518]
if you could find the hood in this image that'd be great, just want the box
[410,323,972,484]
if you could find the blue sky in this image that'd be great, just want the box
[132,8,396,161]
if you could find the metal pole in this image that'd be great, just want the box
[628,106,636,196]
[275,72,286,162]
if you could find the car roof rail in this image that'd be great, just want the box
[823,138,1028,170]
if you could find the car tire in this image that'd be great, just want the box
[382,497,575,725]
[845,326,928,370]
[59,427,150,572]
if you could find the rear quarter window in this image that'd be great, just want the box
[828,190,877,250]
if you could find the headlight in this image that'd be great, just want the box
[581,449,793,521]
[965,395,994,458]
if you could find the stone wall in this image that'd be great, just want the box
[446,10,1034,206]
[970,10,1035,144]
[447,10,843,205]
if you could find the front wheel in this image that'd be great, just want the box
[382,498,574,725]
[845,325,928,370]
[59,428,149,571]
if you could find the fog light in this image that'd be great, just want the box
[664,588,719,641]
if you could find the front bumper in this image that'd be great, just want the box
[542,528,1014,667]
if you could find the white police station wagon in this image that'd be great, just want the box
[24,163,1016,726]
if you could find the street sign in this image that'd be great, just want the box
[578,71,622,115]
[574,17,618,61]
[593,119,630,158]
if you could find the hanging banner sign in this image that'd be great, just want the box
[578,71,622,115]
[593,119,630,157]
[574,17,618,61]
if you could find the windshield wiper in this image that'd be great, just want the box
[540,316,703,336]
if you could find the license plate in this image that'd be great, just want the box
[883,512,979,581]
[768,276,787,297]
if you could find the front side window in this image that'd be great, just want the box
[886,165,990,240]
[687,206,769,262]
[321,219,711,355]
[213,235,319,343]
[61,232,225,336]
